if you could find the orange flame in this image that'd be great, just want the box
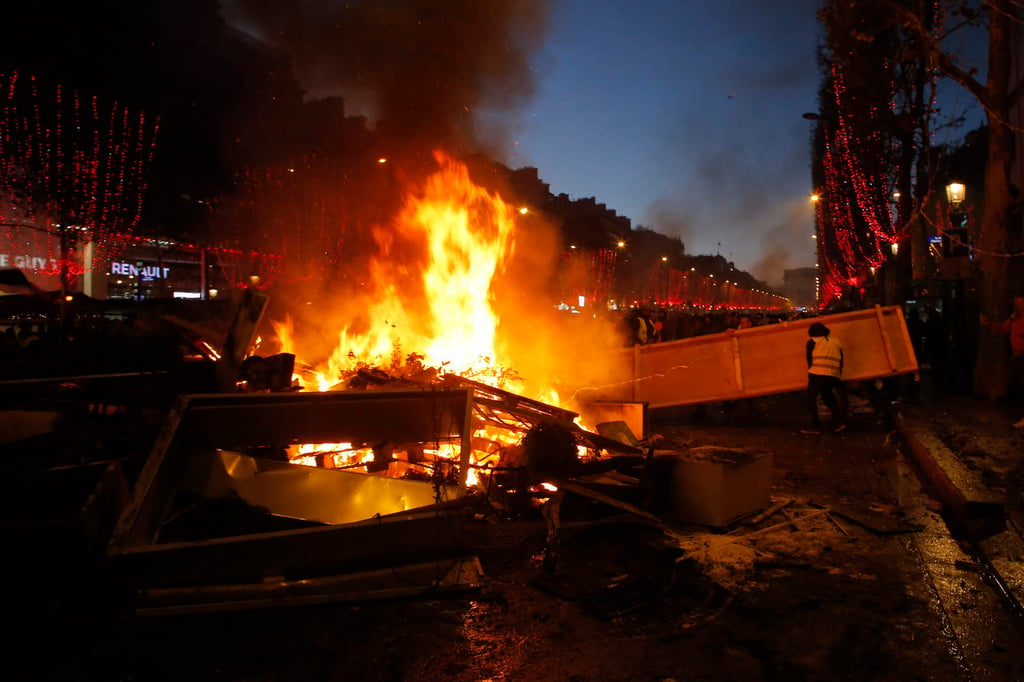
[266,152,616,488]
[277,151,521,390]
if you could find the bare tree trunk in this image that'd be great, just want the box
[973,0,1013,399]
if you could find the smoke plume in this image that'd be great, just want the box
[645,199,693,252]
[749,198,816,288]
[221,0,551,158]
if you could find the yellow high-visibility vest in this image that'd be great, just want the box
[809,336,843,378]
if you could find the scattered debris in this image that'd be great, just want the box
[811,499,923,535]
[746,497,793,526]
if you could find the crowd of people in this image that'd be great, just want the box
[622,307,800,346]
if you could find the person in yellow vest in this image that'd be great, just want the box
[803,322,848,433]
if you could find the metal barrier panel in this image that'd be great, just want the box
[582,306,918,409]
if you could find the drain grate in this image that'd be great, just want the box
[575,564,676,620]
[608,577,731,639]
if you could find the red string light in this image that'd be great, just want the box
[628,261,786,310]
[209,154,367,288]
[815,63,897,304]
[558,248,617,305]
[0,71,159,286]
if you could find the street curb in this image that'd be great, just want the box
[893,411,1005,532]
[894,410,1024,624]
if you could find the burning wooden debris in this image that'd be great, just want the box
[283,366,644,503]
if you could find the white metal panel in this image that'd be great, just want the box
[581,306,918,409]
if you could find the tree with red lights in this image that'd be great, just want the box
[558,248,617,307]
[209,151,397,288]
[0,72,159,297]
[817,1,1018,399]
[815,1,941,308]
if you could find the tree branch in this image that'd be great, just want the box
[882,1,990,109]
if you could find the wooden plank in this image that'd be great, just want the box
[135,556,484,615]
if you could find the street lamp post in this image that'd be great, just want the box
[944,182,969,259]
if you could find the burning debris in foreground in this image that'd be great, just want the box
[97,373,777,615]
[85,282,786,614]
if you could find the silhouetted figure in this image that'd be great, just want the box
[651,308,665,343]
[17,322,41,349]
[803,322,848,433]
[627,308,653,345]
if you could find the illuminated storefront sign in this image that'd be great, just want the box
[0,253,58,271]
[110,261,171,281]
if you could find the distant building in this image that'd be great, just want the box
[784,267,818,309]
[464,157,633,251]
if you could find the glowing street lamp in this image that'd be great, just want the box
[946,182,965,207]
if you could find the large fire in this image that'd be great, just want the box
[274,152,525,393]
[269,152,589,488]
